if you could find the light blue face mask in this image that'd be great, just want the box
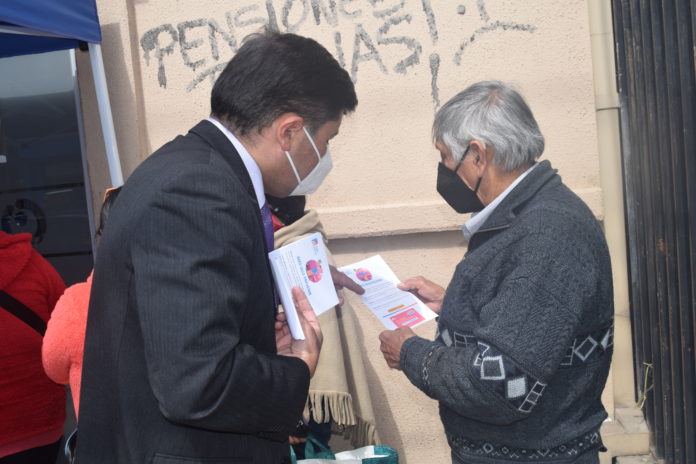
[285,127,333,196]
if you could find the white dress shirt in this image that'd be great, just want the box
[207,117,266,207]
[461,163,539,241]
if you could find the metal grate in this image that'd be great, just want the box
[612,1,696,463]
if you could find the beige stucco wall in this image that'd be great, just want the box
[77,1,616,462]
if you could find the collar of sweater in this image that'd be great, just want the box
[474,160,559,234]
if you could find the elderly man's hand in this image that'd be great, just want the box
[329,264,364,306]
[397,276,445,314]
[379,327,417,370]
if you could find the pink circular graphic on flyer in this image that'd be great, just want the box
[306,260,323,283]
[355,268,372,281]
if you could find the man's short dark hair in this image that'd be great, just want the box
[211,30,357,135]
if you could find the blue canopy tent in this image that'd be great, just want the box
[0,0,124,186]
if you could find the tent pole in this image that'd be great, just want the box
[88,42,123,187]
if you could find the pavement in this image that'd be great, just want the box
[615,455,659,464]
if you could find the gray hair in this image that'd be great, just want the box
[433,81,545,172]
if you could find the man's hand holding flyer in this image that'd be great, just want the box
[339,255,437,329]
[268,232,338,340]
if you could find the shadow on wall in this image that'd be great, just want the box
[99,21,151,175]
[330,230,466,462]
[123,0,154,159]
[361,354,406,454]
[78,21,148,218]
[336,302,406,456]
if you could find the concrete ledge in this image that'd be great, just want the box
[601,407,651,462]
[316,188,604,239]
[615,455,658,464]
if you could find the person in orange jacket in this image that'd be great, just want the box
[43,187,121,420]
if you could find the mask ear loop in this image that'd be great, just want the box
[461,142,484,193]
[284,150,302,183]
[452,144,471,173]
[469,143,485,194]
[473,176,483,194]
[302,127,323,161]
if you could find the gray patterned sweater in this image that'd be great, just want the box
[401,160,613,462]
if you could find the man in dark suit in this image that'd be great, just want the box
[76,30,357,464]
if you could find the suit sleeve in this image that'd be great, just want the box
[400,226,597,425]
[131,164,309,434]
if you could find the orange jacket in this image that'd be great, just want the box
[43,271,92,417]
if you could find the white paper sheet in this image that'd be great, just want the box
[268,232,339,340]
[339,255,437,330]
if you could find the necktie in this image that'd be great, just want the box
[261,202,278,311]
[260,202,274,252]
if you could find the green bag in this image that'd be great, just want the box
[291,436,398,464]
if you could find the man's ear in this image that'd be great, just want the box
[274,113,304,151]
[469,140,489,175]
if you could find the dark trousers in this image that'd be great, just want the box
[0,439,61,464]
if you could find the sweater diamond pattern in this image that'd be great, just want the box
[473,341,546,413]
[435,325,614,414]
[560,324,614,367]
[450,429,602,462]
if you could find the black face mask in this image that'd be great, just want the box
[436,157,484,214]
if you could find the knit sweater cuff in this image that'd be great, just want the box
[400,336,438,394]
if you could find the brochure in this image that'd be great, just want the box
[268,232,339,340]
[339,255,437,330]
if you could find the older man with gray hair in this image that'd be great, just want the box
[379,81,613,464]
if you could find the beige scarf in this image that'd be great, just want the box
[274,210,379,447]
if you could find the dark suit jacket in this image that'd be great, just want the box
[76,121,310,464]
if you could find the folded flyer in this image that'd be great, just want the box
[268,232,339,340]
[339,255,437,329]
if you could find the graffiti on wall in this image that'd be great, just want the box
[140,0,536,107]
